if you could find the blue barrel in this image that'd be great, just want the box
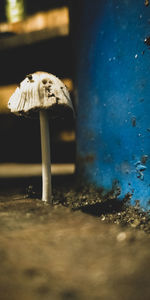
[72,0,150,210]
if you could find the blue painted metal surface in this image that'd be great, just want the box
[73,0,150,210]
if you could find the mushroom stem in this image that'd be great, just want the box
[40,110,52,203]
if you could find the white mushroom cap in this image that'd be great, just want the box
[8,71,74,117]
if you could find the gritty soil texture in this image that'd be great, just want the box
[0,176,150,300]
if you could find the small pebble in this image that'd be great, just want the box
[117,232,127,242]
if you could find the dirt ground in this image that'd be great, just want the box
[0,176,150,300]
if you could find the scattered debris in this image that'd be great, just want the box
[51,183,150,234]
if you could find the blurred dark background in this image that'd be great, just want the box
[0,0,75,164]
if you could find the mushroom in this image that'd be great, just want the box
[8,71,74,204]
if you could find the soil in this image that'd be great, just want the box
[0,175,150,300]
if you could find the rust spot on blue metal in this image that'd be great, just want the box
[131,116,136,127]
[141,155,148,164]
[144,36,150,46]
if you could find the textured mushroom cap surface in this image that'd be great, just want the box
[8,72,74,117]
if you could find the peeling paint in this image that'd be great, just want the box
[135,161,147,180]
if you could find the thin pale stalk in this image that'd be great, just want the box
[40,110,52,203]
